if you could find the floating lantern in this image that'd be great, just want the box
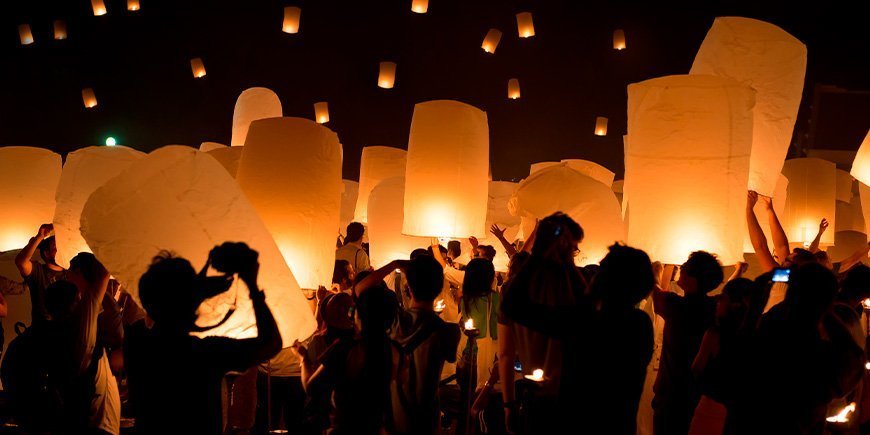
[850,130,870,185]
[18,24,34,45]
[612,180,624,206]
[92,0,107,16]
[516,12,535,38]
[190,57,206,78]
[367,177,428,268]
[594,116,608,136]
[199,142,227,152]
[354,146,407,223]
[508,79,521,100]
[857,183,870,236]
[487,181,521,272]
[529,161,559,175]
[525,369,545,382]
[826,403,856,423]
[378,61,397,89]
[127,0,140,11]
[836,170,854,203]
[0,147,62,252]
[613,29,626,50]
[53,146,144,268]
[237,118,343,290]
[53,20,67,40]
[206,146,243,177]
[828,231,868,263]
[781,158,836,247]
[481,29,502,53]
[411,0,428,13]
[231,87,282,146]
[691,17,807,197]
[314,102,329,124]
[625,75,755,265]
[340,180,359,232]
[80,146,316,345]
[743,173,788,253]
[560,159,615,187]
[403,100,490,239]
[282,6,301,34]
[82,88,98,109]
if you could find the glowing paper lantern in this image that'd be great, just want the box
[91,0,107,16]
[849,130,870,186]
[354,146,407,223]
[828,231,868,263]
[560,159,615,187]
[80,146,316,345]
[691,17,807,196]
[378,62,397,89]
[82,88,98,109]
[206,146,243,177]
[0,147,62,252]
[781,158,836,247]
[625,74,755,265]
[282,7,301,34]
[529,161,559,175]
[368,177,428,268]
[314,102,329,124]
[411,0,428,13]
[18,24,34,45]
[859,183,870,236]
[835,192,865,235]
[127,0,140,11]
[237,118,342,289]
[487,181,521,271]
[516,12,535,38]
[231,87,282,146]
[594,117,608,136]
[340,180,359,232]
[743,173,788,253]
[508,79,521,100]
[836,170,854,203]
[190,57,206,78]
[53,146,145,268]
[482,29,502,54]
[613,29,626,50]
[403,100,489,239]
[199,142,227,152]
[53,21,67,40]
[612,180,625,207]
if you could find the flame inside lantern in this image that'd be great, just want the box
[826,402,856,423]
[434,299,446,313]
[464,318,475,330]
[524,368,545,382]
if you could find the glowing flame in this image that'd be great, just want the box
[862,298,870,310]
[434,299,446,312]
[826,402,856,423]
[865,361,870,370]
[411,0,428,13]
[464,318,475,330]
[524,368,544,382]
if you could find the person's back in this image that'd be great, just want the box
[336,222,370,274]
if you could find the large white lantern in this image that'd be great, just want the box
[53,146,144,268]
[625,74,755,265]
[850,130,870,186]
[231,87,282,146]
[837,170,854,203]
[354,146,407,223]
[0,147,62,252]
[403,100,489,239]
[237,118,343,289]
[835,191,865,235]
[199,142,228,152]
[340,180,359,232]
[80,146,316,345]
[690,17,807,197]
[367,177,428,268]
[529,161,559,175]
[781,158,836,247]
[860,183,870,236]
[206,146,243,177]
[560,159,615,187]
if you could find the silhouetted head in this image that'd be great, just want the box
[139,252,198,333]
[475,245,497,262]
[532,212,583,263]
[839,264,870,309]
[591,243,655,309]
[45,280,78,321]
[426,244,448,258]
[785,262,838,323]
[813,251,833,270]
[37,236,58,266]
[410,248,429,260]
[447,240,462,260]
[345,222,365,244]
[463,258,495,301]
[716,278,756,330]
[786,248,817,267]
[323,292,355,331]
[678,251,724,295]
[332,259,354,291]
[507,251,530,280]
[405,254,443,302]
[356,283,398,336]
[68,252,103,284]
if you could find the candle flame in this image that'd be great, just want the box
[524,368,544,382]
[865,361,870,370]
[862,298,870,310]
[434,299,446,312]
[464,318,475,330]
[826,402,856,423]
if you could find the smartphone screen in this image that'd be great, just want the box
[772,268,790,283]
[514,360,523,372]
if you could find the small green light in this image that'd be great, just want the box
[105,137,117,146]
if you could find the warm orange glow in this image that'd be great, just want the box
[862,298,870,310]
[314,102,329,124]
[826,402,856,423]
[781,158,836,247]
[613,29,626,50]
[434,299,446,312]
[0,147,62,252]
[231,87,283,146]
[53,21,67,40]
[190,57,207,78]
[82,88,98,109]
[481,28,502,53]
[850,130,870,186]
[411,0,429,13]
[127,0,140,11]
[507,79,521,99]
[378,61,397,89]
[464,318,475,330]
[18,24,34,45]
[282,7,301,33]
[354,146,407,223]
[516,12,535,38]
[92,0,107,16]
[525,369,545,382]
[865,361,870,370]
[594,116,608,136]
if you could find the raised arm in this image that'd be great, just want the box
[807,218,828,253]
[763,195,790,263]
[521,219,539,253]
[490,224,518,258]
[430,239,448,268]
[746,191,779,272]
[15,223,52,278]
[353,259,406,298]
[652,263,675,316]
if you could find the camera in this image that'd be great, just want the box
[208,242,259,275]
[771,267,790,283]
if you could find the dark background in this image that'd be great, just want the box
[2,0,868,181]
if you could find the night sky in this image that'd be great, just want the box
[2,0,868,181]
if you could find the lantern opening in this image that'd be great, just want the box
[105,137,117,146]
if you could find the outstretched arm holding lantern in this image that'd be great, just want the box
[15,223,53,278]
[490,224,518,258]
[746,191,779,272]
[762,194,790,263]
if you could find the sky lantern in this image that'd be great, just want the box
[80,146,316,345]
[199,142,227,152]
[206,146,243,177]
[482,28,502,53]
[340,180,359,233]
[82,88,98,108]
[53,146,144,268]
[236,117,343,290]
[314,102,330,124]
[836,170,854,203]
[127,0,140,11]
[231,87,282,146]
[560,159,615,187]
[368,177,428,268]
[0,147,61,252]
[529,161,559,175]
[613,29,626,50]
[508,79,521,99]
[516,12,535,38]
[691,17,807,197]
[594,116,608,136]
[378,61,397,89]
[859,183,870,236]
[18,24,34,45]
[92,0,107,16]
[53,20,67,40]
[781,158,836,247]
[190,57,207,78]
[743,173,788,252]
[625,74,755,265]
[834,190,865,235]
[849,130,870,185]
[487,181,521,271]
[403,100,489,239]
[282,6,301,33]
[612,180,624,206]
[354,146,407,223]
[411,0,429,13]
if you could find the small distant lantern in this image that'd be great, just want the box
[314,102,329,124]
[481,29,502,54]
[594,117,608,136]
[507,79,521,100]
[127,0,140,11]
[190,57,206,78]
[516,12,535,38]
[82,88,98,109]
[92,0,107,16]
[411,0,428,14]
[613,29,626,50]
[53,21,67,40]
[18,24,34,45]
[283,7,301,34]
[378,61,397,89]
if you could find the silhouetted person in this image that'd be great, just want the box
[15,223,67,325]
[332,259,355,293]
[124,243,280,434]
[336,222,371,274]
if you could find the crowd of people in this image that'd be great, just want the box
[0,188,868,435]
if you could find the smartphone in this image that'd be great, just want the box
[513,359,523,372]
[772,267,790,283]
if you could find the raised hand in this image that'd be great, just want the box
[490,224,506,240]
[469,236,479,249]
[819,218,829,233]
[37,223,54,238]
